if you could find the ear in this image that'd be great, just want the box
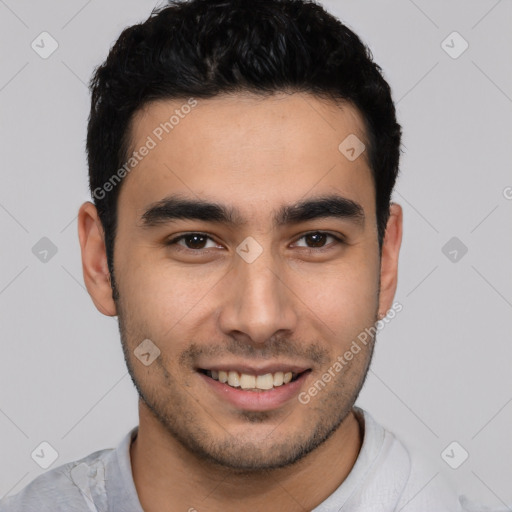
[377,202,403,317]
[77,201,117,316]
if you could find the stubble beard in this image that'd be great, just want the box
[113,276,377,473]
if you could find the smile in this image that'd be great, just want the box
[197,363,312,410]
[200,369,307,391]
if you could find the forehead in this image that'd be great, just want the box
[118,92,375,224]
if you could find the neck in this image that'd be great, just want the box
[131,403,363,512]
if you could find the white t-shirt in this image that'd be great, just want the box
[0,407,495,511]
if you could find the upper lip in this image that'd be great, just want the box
[197,363,311,375]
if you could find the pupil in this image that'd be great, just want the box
[307,232,326,247]
[187,234,206,249]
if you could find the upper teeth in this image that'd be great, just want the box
[208,370,294,390]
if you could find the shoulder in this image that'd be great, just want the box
[357,408,463,511]
[0,447,114,512]
[394,446,505,512]
[393,449,462,512]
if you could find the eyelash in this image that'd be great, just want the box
[165,231,345,254]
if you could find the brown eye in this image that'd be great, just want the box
[294,231,343,249]
[304,232,328,247]
[181,234,208,249]
[166,233,219,250]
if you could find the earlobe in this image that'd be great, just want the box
[77,201,117,317]
[378,202,403,318]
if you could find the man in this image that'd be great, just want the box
[0,0,472,510]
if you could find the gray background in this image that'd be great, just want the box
[1,0,511,508]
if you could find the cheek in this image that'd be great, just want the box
[116,253,222,336]
[116,235,380,343]
[292,257,379,335]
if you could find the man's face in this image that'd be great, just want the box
[110,93,383,470]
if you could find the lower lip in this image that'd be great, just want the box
[199,371,311,411]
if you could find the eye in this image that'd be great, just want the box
[165,231,344,254]
[292,231,344,250]
[166,233,221,251]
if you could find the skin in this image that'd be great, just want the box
[78,92,402,512]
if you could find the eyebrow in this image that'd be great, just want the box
[140,193,365,229]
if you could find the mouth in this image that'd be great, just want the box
[196,365,312,411]
[198,368,310,392]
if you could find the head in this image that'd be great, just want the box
[79,0,402,471]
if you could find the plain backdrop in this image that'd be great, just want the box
[1,0,511,508]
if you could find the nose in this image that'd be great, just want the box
[217,246,298,345]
